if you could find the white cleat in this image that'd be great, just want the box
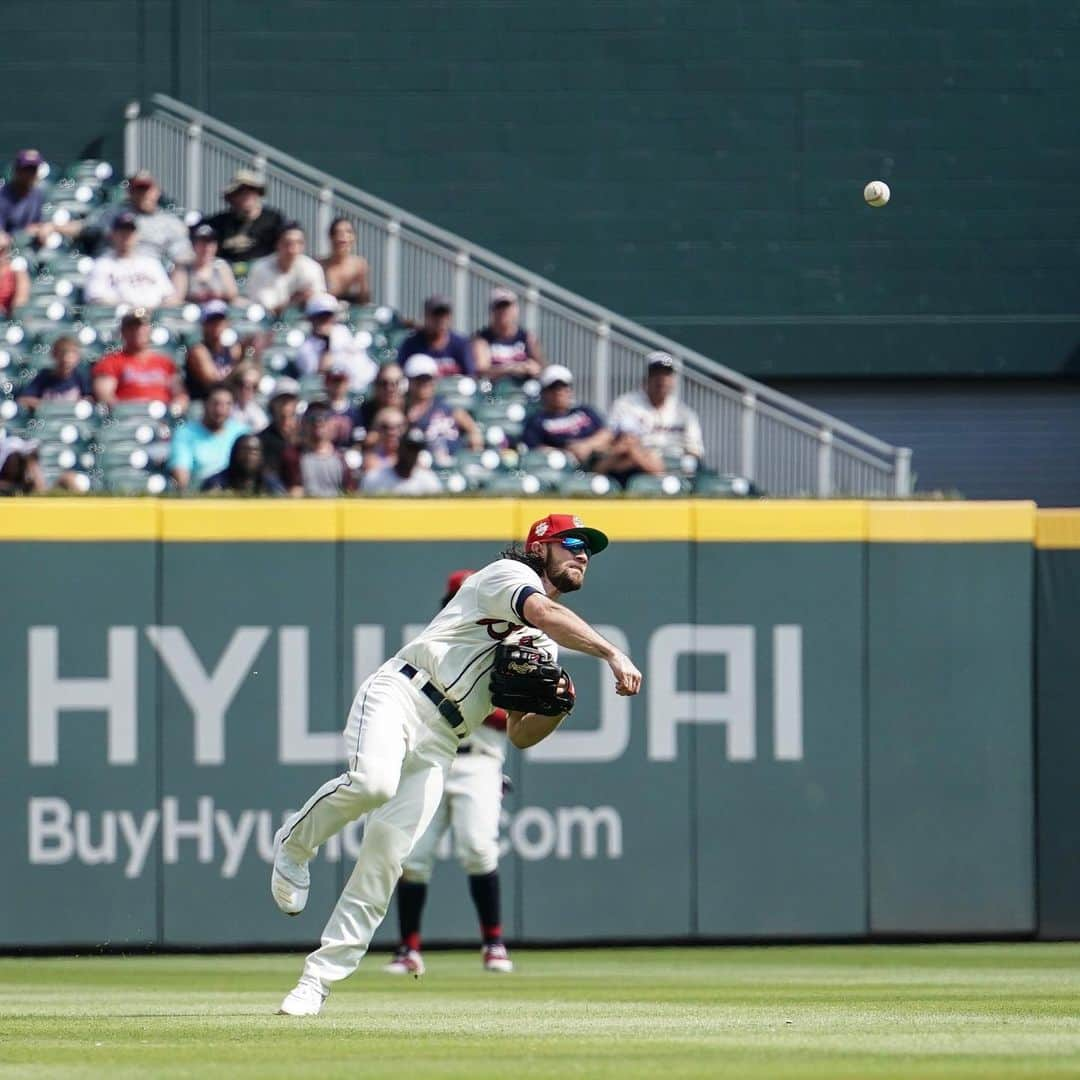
[277,978,327,1016]
[482,943,514,973]
[383,948,425,976]
[271,827,310,916]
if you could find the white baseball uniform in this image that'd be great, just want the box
[278,557,556,990]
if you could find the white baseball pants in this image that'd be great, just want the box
[279,663,458,988]
[402,749,504,881]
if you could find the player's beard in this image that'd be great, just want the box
[545,549,584,593]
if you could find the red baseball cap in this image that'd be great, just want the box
[525,513,609,555]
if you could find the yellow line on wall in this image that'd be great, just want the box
[342,499,517,540]
[867,502,1036,542]
[0,498,159,540]
[160,499,340,541]
[0,498,1046,543]
[695,500,867,541]
[1036,509,1080,550]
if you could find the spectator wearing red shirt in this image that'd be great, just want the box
[0,231,29,317]
[92,309,186,407]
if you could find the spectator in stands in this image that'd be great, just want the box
[0,150,51,240]
[245,223,325,316]
[206,170,286,266]
[608,351,704,464]
[362,406,406,475]
[168,384,248,491]
[0,231,29,317]
[0,435,45,495]
[16,336,91,412]
[363,427,441,495]
[402,354,483,466]
[522,365,611,466]
[397,295,475,377]
[93,171,193,269]
[357,362,405,439]
[473,287,543,383]
[320,217,371,305]
[177,223,238,304]
[83,213,178,310]
[201,433,285,495]
[185,300,242,399]
[323,365,363,448]
[259,391,302,490]
[92,309,185,407]
[295,293,375,391]
[228,362,269,431]
[293,401,356,496]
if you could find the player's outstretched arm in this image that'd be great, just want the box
[522,593,642,697]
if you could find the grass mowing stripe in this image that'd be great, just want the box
[2,946,1080,1079]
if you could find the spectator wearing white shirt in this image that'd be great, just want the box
[363,428,442,495]
[294,293,376,392]
[607,351,704,462]
[244,223,326,316]
[83,212,178,310]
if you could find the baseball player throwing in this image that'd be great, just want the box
[273,512,642,1016]
[384,569,515,976]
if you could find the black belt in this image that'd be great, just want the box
[398,662,467,737]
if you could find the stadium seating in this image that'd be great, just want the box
[0,158,756,499]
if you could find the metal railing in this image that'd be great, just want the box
[126,95,912,496]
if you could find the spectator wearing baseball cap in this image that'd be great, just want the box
[607,350,704,464]
[319,217,371,305]
[177,223,238,304]
[522,365,611,465]
[83,211,179,310]
[244,223,326,316]
[472,287,544,384]
[363,426,442,495]
[403,354,483,466]
[0,231,29,318]
[322,363,365,448]
[0,149,50,239]
[184,300,243,399]
[92,171,193,269]
[92,309,186,407]
[397,295,475,378]
[206,170,286,266]
[295,293,376,393]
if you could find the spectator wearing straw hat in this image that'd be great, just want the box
[206,170,287,266]
[472,287,543,384]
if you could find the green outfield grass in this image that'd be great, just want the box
[2,945,1080,1078]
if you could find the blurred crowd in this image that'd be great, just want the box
[0,149,707,497]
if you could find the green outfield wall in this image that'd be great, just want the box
[1,499,1068,947]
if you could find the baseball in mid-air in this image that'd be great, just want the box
[864,180,891,207]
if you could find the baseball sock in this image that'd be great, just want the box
[468,871,502,945]
[397,880,427,952]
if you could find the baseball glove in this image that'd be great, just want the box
[489,643,575,717]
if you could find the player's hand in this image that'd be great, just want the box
[607,651,642,696]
